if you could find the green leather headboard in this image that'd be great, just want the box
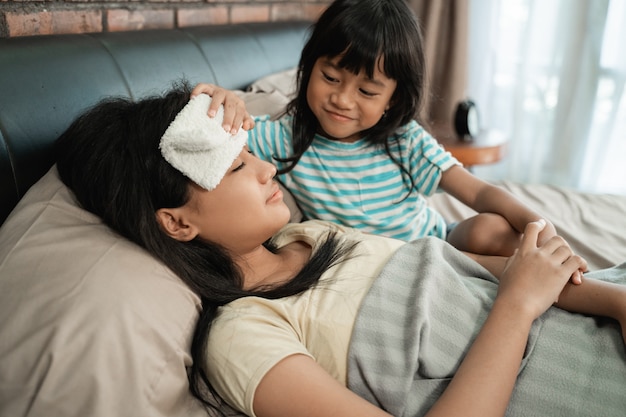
[0,21,311,225]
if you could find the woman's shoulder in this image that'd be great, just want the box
[274,220,405,256]
[272,220,352,248]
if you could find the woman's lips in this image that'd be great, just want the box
[267,185,283,203]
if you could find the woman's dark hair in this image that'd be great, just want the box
[55,82,355,415]
[282,0,426,196]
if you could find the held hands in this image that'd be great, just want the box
[497,219,588,320]
[190,83,255,134]
[535,218,585,285]
[534,218,557,248]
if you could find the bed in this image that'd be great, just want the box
[1,21,625,417]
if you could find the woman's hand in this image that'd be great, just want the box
[534,219,584,285]
[191,83,255,134]
[498,219,587,318]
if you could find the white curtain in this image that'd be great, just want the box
[467,0,626,195]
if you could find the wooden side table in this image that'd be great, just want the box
[434,128,508,168]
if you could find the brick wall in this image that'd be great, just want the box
[0,0,331,38]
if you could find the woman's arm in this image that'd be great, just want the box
[254,221,584,417]
[254,354,392,417]
[426,220,585,417]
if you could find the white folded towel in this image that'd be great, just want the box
[160,94,247,190]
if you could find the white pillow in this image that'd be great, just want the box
[0,167,211,417]
[247,67,297,97]
[235,67,297,120]
[235,89,290,120]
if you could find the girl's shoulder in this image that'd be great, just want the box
[250,114,293,137]
[392,120,441,150]
[252,113,292,126]
[395,119,431,140]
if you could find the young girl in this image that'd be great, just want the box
[193,0,563,259]
[55,84,626,417]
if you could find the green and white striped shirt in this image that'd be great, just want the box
[247,115,459,241]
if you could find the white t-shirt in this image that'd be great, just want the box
[205,220,405,416]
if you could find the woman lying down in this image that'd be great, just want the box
[55,84,626,417]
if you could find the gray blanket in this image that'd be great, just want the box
[347,237,626,417]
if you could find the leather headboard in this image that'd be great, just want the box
[0,21,311,225]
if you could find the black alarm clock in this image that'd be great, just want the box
[454,100,480,140]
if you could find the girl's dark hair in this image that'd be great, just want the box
[55,82,355,415]
[282,0,426,195]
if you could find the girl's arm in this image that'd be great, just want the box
[254,221,584,417]
[556,276,626,342]
[439,165,558,246]
[190,82,255,133]
[440,165,585,283]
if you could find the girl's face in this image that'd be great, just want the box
[306,55,397,143]
[166,148,291,254]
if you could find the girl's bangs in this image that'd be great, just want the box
[322,26,383,78]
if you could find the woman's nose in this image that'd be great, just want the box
[259,159,277,183]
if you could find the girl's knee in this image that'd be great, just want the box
[448,214,520,256]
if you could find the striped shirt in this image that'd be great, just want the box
[247,115,460,241]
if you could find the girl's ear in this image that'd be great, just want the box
[155,208,199,242]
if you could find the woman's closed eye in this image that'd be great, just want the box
[231,161,246,172]
[230,148,255,173]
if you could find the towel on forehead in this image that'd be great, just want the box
[160,94,248,191]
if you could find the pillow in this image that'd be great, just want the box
[246,67,297,98]
[235,89,290,120]
[235,67,297,120]
[0,167,212,417]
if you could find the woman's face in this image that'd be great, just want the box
[306,55,397,143]
[176,148,291,253]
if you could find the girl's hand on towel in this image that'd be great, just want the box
[498,219,587,320]
[191,83,255,134]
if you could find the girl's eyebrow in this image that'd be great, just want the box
[320,57,340,68]
[358,71,389,88]
[364,76,387,88]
